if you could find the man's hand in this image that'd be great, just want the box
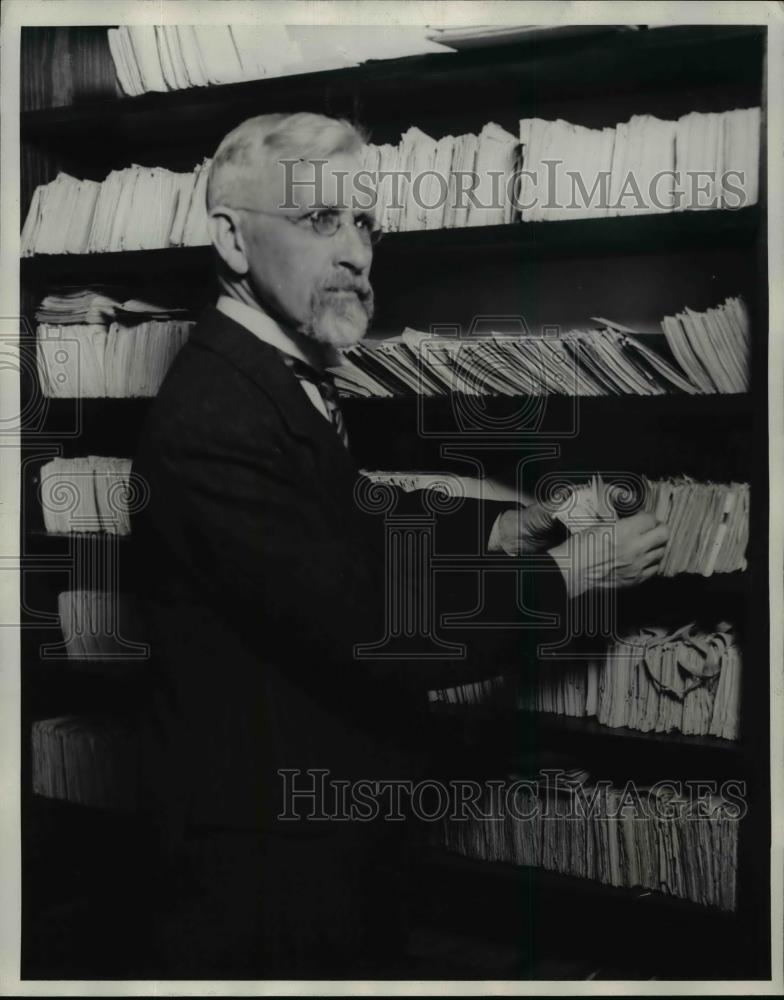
[548,511,669,599]
[490,502,566,556]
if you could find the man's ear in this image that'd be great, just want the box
[208,207,249,276]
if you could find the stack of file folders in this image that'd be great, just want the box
[518,108,760,218]
[107,25,453,96]
[21,161,212,254]
[39,457,134,534]
[57,590,147,659]
[361,122,519,230]
[437,776,738,910]
[32,715,138,812]
[37,319,193,397]
[642,478,748,575]
[21,104,759,256]
[330,298,748,398]
[429,623,741,741]
[660,296,749,393]
[553,474,748,576]
[35,288,191,325]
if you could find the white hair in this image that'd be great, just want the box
[207,111,368,210]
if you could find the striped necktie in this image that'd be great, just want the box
[280,353,350,450]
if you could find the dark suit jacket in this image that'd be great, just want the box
[131,307,567,838]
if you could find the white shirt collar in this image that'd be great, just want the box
[215,295,314,366]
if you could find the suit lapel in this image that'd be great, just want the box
[189,308,358,491]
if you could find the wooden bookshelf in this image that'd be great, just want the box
[21,26,763,142]
[428,703,749,781]
[18,22,770,980]
[20,207,760,284]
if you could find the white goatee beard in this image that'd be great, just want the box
[303,287,375,348]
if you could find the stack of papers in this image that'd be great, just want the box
[57,590,146,659]
[519,107,760,219]
[644,477,748,576]
[362,121,519,231]
[676,108,761,209]
[20,103,759,255]
[519,118,617,220]
[330,296,747,399]
[32,716,138,812]
[431,624,741,741]
[660,296,750,393]
[330,322,702,399]
[550,474,749,576]
[107,25,452,96]
[36,288,190,324]
[37,320,193,397]
[21,174,101,254]
[361,470,524,504]
[39,457,134,535]
[438,775,738,910]
[22,162,211,255]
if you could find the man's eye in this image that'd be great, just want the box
[310,209,337,223]
[355,215,373,230]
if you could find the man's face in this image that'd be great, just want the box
[238,152,375,348]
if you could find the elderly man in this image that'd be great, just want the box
[131,111,667,977]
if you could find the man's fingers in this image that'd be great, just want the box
[640,563,659,580]
[625,511,658,533]
[639,524,670,549]
[641,544,667,568]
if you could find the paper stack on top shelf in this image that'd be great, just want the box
[107,25,454,97]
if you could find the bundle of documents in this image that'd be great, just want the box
[676,108,761,210]
[429,624,741,741]
[438,778,738,910]
[35,288,190,325]
[361,470,524,504]
[107,25,452,96]
[660,296,750,393]
[39,457,134,535]
[57,590,146,659]
[21,174,101,254]
[32,716,138,812]
[331,295,747,399]
[518,107,760,219]
[361,122,519,231]
[643,478,748,575]
[546,474,748,576]
[22,161,211,255]
[330,323,701,398]
[37,320,192,397]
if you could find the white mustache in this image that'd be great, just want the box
[322,278,373,300]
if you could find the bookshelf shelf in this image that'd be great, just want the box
[21,26,763,151]
[429,704,747,781]
[20,393,753,481]
[421,847,738,918]
[20,208,759,285]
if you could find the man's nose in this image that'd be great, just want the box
[333,221,373,274]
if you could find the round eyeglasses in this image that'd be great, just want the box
[230,205,383,246]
